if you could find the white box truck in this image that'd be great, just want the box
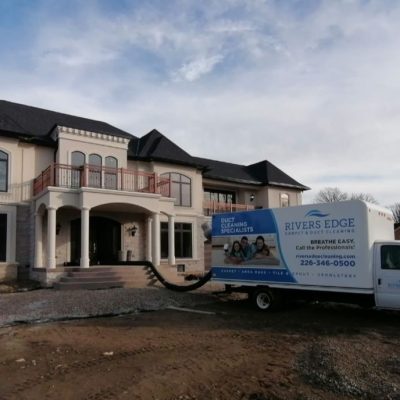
[211,200,400,310]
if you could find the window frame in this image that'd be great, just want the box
[0,149,9,193]
[160,172,192,207]
[160,222,193,259]
[280,193,290,208]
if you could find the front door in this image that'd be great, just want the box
[375,244,400,309]
[71,217,121,265]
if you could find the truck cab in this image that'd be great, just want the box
[374,241,400,309]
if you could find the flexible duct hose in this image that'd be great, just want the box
[126,261,212,292]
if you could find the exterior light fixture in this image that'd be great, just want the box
[250,194,255,202]
[127,225,138,237]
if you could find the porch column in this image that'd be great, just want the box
[146,217,152,262]
[47,207,56,269]
[168,215,175,265]
[80,207,90,269]
[34,212,43,268]
[152,212,160,266]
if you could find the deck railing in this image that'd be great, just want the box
[33,164,171,197]
[203,200,255,216]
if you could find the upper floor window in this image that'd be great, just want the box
[105,157,118,189]
[0,150,8,192]
[71,151,85,167]
[280,193,289,208]
[89,154,102,188]
[204,189,236,204]
[161,173,191,207]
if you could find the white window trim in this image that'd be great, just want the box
[0,147,11,194]
[0,205,17,263]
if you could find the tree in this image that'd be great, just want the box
[389,203,400,224]
[314,187,378,204]
[314,187,348,203]
[349,193,378,204]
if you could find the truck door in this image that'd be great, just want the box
[375,244,400,309]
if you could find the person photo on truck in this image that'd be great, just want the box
[225,240,245,264]
[252,236,271,259]
[240,236,255,260]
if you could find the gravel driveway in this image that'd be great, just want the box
[0,287,216,327]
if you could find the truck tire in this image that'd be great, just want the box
[251,288,274,311]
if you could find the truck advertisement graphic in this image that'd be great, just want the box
[211,201,378,289]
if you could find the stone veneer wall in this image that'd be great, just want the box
[16,204,34,268]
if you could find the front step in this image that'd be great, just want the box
[53,265,184,290]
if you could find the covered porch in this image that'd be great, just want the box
[33,187,177,284]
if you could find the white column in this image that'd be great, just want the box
[152,213,160,266]
[80,207,90,268]
[34,212,43,268]
[168,215,175,265]
[146,217,153,262]
[47,207,56,269]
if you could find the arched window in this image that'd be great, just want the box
[0,150,8,192]
[161,173,191,207]
[71,151,85,166]
[105,157,118,189]
[71,151,85,188]
[89,154,102,188]
[280,193,289,208]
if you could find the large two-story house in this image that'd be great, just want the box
[0,100,309,285]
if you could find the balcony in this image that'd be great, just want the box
[203,200,255,216]
[33,164,171,197]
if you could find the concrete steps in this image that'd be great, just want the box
[53,265,184,290]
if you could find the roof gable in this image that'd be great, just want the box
[246,160,310,190]
[129,129,198,167]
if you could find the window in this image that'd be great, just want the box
[160,173,191,207]
[381,246,400,270]
[280,193,289,208]
[204,189,236,204]
[0,214,6,261]
[105,157,118,189]
[71,151,85,188]
[0,150,8,192]
[89,154,102,188]
[161,222,193,258]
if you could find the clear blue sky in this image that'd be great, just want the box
[1,0,399,205]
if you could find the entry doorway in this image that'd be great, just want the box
[70,216,121,265]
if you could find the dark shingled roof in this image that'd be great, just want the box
[0,100,309,190]
[193,157,309,190]
[0,100,135,143]
[128,129,200,167]
[246,160,310,190]
[192,157,261,185]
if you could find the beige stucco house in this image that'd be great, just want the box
[0,100,309,285]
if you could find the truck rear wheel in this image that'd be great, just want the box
[252,288,274,311]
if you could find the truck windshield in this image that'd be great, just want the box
[381,245,400,270]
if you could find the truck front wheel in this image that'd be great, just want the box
[251,288,274,311]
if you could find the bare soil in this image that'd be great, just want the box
[0,295,400,400]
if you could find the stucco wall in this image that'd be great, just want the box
[0,137,53,204]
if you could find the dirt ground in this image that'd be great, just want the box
[1,294,400,400]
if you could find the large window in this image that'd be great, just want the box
[161,173,191,207]
[204,189,236,204]
[105,156,118,189]
[0,214,7,261]
[161,222,193,258]
[0,150,8,192]
[71,151,85,188]
[89,154,102,188]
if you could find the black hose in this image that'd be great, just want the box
[119,261,212,292]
